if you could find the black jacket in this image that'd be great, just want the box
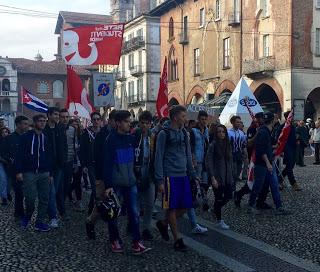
[43,123,67,169]
[80,127,98,168]
[94,125,113,180]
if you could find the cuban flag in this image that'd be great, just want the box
[21,87,48,113]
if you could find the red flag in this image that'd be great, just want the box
[62,24,124,65]
[275,109,294,157]
[156,57,169,118]
[66,66,94,119]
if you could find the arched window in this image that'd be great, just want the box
[53,80,64,98]
[2,99,10,113]
[169,17,174,39]
[168,46,178,81]
[38,81,49,94]
[2,79,10,92]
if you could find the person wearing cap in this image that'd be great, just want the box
[234,112,270,209]
[247,112,289,215]
[276,111,302,191]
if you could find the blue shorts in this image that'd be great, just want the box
[162,176,193,210]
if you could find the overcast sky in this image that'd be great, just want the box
[0,0,110,61]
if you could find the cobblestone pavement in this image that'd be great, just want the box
[199,156,320,265]
[1,155,320,271]
[0,197,230,272]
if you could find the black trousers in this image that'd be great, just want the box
[213,185,232,221]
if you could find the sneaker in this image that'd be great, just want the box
[292,183,302,191]
[132,241,151,255]
[111,240,124,253]
[234,192,241,208]
[279,182,284,191]
[174,238,187,252]
[274,207,292,215]
[61,214,71,221]
[156,220,169,241]
[216,220,230,230]
[20,216,30,229]
[191,224,208,234]
[142,229,154,241]
[34,222,50,232]
[49,218,59,229]
[85,221,96,240]
[247,206,261,215]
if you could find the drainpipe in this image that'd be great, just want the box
[240,0,243,78]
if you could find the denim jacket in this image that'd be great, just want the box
[190,127,209,163]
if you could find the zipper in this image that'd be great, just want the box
[37,134,40,173]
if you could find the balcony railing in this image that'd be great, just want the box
[228,11,241,26]
[0,91,17,97]
[242,57,275,78]
[129,65,144,77]
[179,32,189,45]
[115,71,126,82]
[127,92,146,105]
[122,36,145,54]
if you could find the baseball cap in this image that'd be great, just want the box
[263,112,274,122]
[255,112,264,119]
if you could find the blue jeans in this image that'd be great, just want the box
[47,180,57,220]
[54,167,65,216]
[0,162,8,199]
[249,165,275,207]
[108,185,140,243]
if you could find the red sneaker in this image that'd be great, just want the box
[132,241,151,255]
[111,240,124,253]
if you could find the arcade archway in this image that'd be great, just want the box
[254,84,282,115]
[306,88,320,120]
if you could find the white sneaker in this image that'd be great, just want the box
[49,218,59,229]
[217,220,230,230]
[191,224,208,234]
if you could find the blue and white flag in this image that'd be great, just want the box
[21,87,48,113]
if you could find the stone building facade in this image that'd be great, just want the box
[151,0,320,119]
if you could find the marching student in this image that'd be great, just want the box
[16,114,53,232]
[206,124,233,229]
[103,110,151,254]
[155,105,199,252]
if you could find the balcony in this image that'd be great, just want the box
[122,36,145,54]
[129,65,144,77]
[0,91,18,97]
[116,71,126,82]
[228,11,241,26]
[127,93,146,105]
[242,57,276,79]
[179,32,189,45]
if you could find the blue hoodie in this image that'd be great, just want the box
[103,130,136,188]
[15,130,52,174]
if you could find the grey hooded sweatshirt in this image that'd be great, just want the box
[154,121,196,185]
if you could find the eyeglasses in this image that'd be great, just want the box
[92,118,101,121]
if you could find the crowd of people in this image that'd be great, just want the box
[0,105,319,254]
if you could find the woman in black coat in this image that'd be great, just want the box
[205,124,233,230]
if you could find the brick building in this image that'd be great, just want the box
[8,57,90,118]
[151,0,320,119]
[150,0,241,107]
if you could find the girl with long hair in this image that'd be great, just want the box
[205,125,233,229]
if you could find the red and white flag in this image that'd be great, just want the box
[156,57,169,118]
[62,24,124,66]
[66,66,94,119]
[275,109,294,157]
